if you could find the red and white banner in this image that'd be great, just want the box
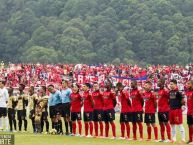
[77,75,105,84]
[76,74,147,86]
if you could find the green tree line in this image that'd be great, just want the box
[0,0,193,65]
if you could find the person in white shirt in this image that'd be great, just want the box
[0,79,9,131]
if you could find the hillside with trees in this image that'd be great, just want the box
[0,0,193,65]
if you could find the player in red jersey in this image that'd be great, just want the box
[70,83,82,136]
[169,79,185,143]
[130,80,143,141]
[142,81,158,142]
[157,79,171,142]
[82,83,94,137]
[186,80,193,144]
[103,81,116,139]
[92,82,104,137]
[116,82,132,140]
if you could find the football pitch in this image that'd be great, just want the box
[0,114,189,145]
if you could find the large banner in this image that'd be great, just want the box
[76,74,147,85]
[111,75,147,86]
[77,75,105,84]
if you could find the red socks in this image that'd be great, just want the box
[72,122,76,134]
[126,123,130,139]
[160,123,165,140]
[121,123,125,137]
[166,123,171,140]
[99,122,103,136]
[133,123,137,139]
[94,122,98,136]
[89,122,93,136]
[85,122,89,136]
[110,122,116,137]
[154,126,158,140]
[147,125,158,140]
[138,122,143,139]
[78,121,82,135]
[189,126,193,142]
[160,123,171,140]
[147,126,151,140]
[105,122,109,137]
[105,122,116,137]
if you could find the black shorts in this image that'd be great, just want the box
[83,112,93,122]
[29,109,35,119]
[49,106,57,118]
[0,107,7,117]
[55,103,62,115]
[61,103,71,117]
[103,109,115,122]
[71,112,82,121]
[145,113,155,124]
[120,112,133,123]
[8,108,16,119]
[41,111,48,120]
[17,109,26,120]
[132,112,143,123]
[158,112,169,123]
[187,115,193,125]
[93,110,103,122]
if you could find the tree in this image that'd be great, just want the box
[21,46,63,63]
[0,0,193,65]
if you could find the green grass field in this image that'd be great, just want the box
[0,114,190,145]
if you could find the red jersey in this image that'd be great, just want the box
[119,90,132,113]
[158,89,170,112]
[82,91,93,112]
[186,90,193,115]
[70,92,82,112]
[130,89,143,112]
[143,91,156,113]
[92,90,104,110]
[103,91,116,110]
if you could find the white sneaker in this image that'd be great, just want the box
[164,139,172,143]
[44,132,48,134]
[110,137,116,140]
[70,133,75,136]
[119,137,125,140]
[86,135,93,138]
[154,140,159,142]
[76,134,81,137]
[158,139,164,142]
[126,137,132,141]
[22,130,27,133]
[13,130,17,133]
